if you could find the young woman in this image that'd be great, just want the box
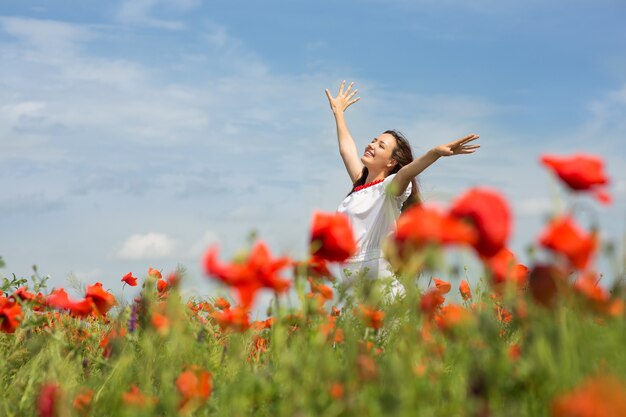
[325,80,480,281]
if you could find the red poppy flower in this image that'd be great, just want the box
[459,280,472,300]
[122,385,157,407]
[509,344,522,361]
[203,241,292,309]
[573,271,616,314]
[358,305,384,330]
[357,353,378,382]
[310,211,357,262]
[551,374,626,417]
[294,256,335,281]
[495,305,512,324]
[14,287,37,301]
[250,317,275,331]
[73,388,94,415]
[214,297,231,310]
[482,248,529,287]
[539,215,597,270]
[0,295,23,333]
[308,278,334,301]
[450,188,511,257]
[85,283,117,316]
[433,278,451,294]
[156,279,169,294]
[394,204,477,248]
[37,383,61,417]
[434,304,472,332]
[151,312,170,334]
[541,154,611,204]
[46,288,71,309]
[46,288,95,317]
[166,272,180,287]
[329,382,345,400]
[210,306,251,332]
[420,288,446,317]
[121,272,138,287]
[176,367,213,413]
[68,299,96,317]
[148,267,162,279]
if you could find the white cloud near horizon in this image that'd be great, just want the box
[115,233,177,260]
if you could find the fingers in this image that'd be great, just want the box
[344,82,354,96]
[347,89,358,101]
[462,134,480,144]
[338,80,345,96]
[449,134,479,148]
[454,144,481,155]
[325,89,332,101]
[346,97,361,108]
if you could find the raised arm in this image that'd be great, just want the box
[325,81,363,183]
[390,134,480,196]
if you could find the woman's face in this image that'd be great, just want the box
[361,133,397,173]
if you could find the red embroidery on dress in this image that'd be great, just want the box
[353,178,385,192]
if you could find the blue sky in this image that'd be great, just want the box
[1,0,625,305]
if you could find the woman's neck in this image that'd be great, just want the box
[364,169,387,184]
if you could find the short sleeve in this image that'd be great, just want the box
[383,173,412,203]
[398,180,412,203]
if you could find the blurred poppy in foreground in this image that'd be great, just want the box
[85,283,117,316]
[46,288,94,317]
[72,388,94,415]
[210,306,251,332]
[420,288,446,317]
[37,383,61,417]
[203,241,292,309]
[551,374,626,417]
[122,385,157,407]
[310,211,357,262]
[176,366,213,413]
[573,272,622,315]
[483,248,529,288]
[539,215,597,271]
[358,305,384,330]
[434,304,473,332]
[450,187,511,257]
[394,204,477,248]
[541,154,611,204]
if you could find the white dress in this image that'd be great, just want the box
[337,173,412,281]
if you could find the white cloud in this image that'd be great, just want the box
[115,233,177,260]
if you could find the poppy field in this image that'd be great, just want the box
[1,154,625,417]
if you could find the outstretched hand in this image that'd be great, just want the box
[433,134,480,157]
[325,80,360,114]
